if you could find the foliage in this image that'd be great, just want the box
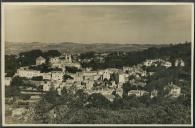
[80,51,96,59]
[65,66,81,73]
[80,42,191,70]
[5,55,19,77]
[31,76,43,81]
[87,93,111,109]
[11,76,26,87]
[43,50,61,58]
[19,49,43,66]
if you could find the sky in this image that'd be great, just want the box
[3,4,193,44]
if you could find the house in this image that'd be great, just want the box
[102,70,111,80]
[128,90,149,97]
[85,67,93,71]
[57,88,62,95]
[43,81,51,91]
[63,53,72,63]
[66,79,75,84]
[36,56,46,65]
[143,59,153,67]
[118,73,125,84]
[113,72,125,85]
[150,89,158,98]
[175,59,185,67]
[17,67,41,78]
[83,71,98,76]
[85,80,94,90]
[115,87,123,97]
[110,80,117,87]
[42,72,52,80]
[50,57,60,64]
[51,81,63,89]
[162,61,172,68]
[51,71,64,81]
[164,82,181,98]
[71,73,83,82]
[5,77,12,86]
[123,66,132,72]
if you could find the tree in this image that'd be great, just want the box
[65,66,81,73]
[87,93,111,108]
[11,76,26,87]
[44,88,62,106]
[19,49,43,66]
[43,50,61,58]
[5,55,19,77]
[122,83,132,97]
[31,76,43,81]
[80,51,95,59]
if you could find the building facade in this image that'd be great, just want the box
[36,56,46,65]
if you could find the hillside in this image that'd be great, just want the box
[5,42,168,55]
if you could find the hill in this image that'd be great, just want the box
[5,42,168,55]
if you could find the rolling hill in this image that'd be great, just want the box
[5,42,168,55]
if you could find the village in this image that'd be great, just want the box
[5,51,185,108]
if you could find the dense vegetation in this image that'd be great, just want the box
[5,50,61,76]
[81,42,191,71]
[31,86,191,124]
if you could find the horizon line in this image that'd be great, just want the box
[5,40,191,45]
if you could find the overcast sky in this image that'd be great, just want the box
[3,4,192,44]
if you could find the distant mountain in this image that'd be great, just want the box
[5,42,168,55]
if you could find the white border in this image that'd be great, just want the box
[1,2,194,127]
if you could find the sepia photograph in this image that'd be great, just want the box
[1,2,194,127]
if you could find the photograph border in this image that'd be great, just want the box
[1,2,194,127]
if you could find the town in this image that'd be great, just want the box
[5,52,185,101]
[4,43,191,124]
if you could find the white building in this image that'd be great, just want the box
[36,56,46,65]
[50,57,60,64]
[118,73,125,84]
[50,55,81,69]
[51,71,64,82]
[102,70,110,80]
[63,53,72,63]
[143,60,154,67]
[110,80,117,87]
[83,71,98,76]
[93,75,100,81]
[57,88,62,95]
[85,80,94,90]
[71,73,83,82]
[123,66,132,72]
[5,77,12,86]
[43,81,51,91]
[175,59,185,67]
[128,90,149,97]
[162,61,172,68]
[164,82,181,98]
[150,89,158,98]
[42,72,52,80]
[17,67,41,78]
